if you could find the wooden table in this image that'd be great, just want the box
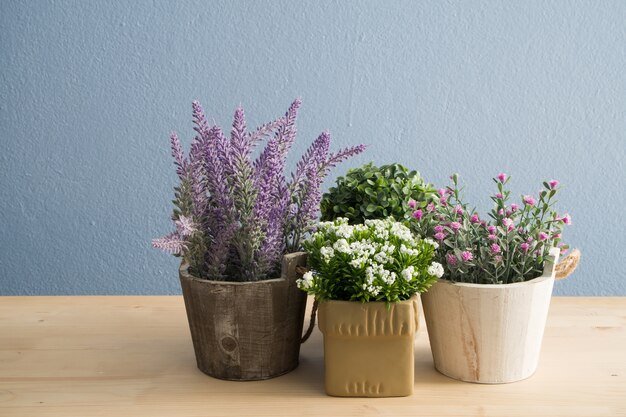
[1,297,624,416]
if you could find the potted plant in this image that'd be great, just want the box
[152,98,365,380]
[320,162,435,224]
[409,173,578,383]
[298,217,443,396]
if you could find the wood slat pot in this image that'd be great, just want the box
[179,252,308,381]
[318,296,420,397]
[421,248,560,384]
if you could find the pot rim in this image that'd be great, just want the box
[179,251,306,286]
[318,294,419,306]
[433,247,560,290]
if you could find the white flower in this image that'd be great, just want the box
[297,271,315,289]
[333,239,351,254]
[373,251,390,264]
[350,257,368,269]
[401,266,415,281]
[427,262,444,278]
[423,238,439,249]
[320,246,335,263]
[400,244,419,256]
[335,223,353,238]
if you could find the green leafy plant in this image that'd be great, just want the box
[320,163,436,224]
[298,218,443,303]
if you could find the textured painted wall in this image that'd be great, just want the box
[1,0,624,295]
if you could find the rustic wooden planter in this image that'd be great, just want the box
[317,296,421,397]
[421,249,560,384]
[179,252,308,381]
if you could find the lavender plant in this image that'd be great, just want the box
[407,173,571,284]
[152,99,365,281]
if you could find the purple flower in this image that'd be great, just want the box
[454,205,463,215]
[470,214,480,224]
[426,202,436,212]
[487,225,497,234]
[439,196,448,206]
[446,253,458,266]
[434,232,446,241]
[497,173,507,183]
[523,195,536,206]
[154,99,364,281]
[413,209,423,220]
[549,180,559,189]
[511,203,519,212]
[461,251,473,262]
[490,243,501,254]
[408,199,417,209]
[538,231,548,241]
[434,225,445,233]
[520,242,530,253]
[488,234,497,241]
[450,221,462,232]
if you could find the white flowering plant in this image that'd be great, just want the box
[298,218,443,303]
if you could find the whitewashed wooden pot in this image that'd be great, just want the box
[421,249,560,384]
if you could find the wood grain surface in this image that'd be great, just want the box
[0,296,624,416]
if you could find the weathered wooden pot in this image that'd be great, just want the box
[421,249,560,384]
[318,296,420,397]
[179,252,308,381]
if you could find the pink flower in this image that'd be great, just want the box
[520,242,530,253]
[446,253,458,266]
[488,234,497,241]
[434,225,445,233]
[461,251,473,262]
[437,188,446,197]
[498,208,504,215]
[412,209,423,220]
[408,199,417,209]
[490,243,501,254]
[434,232,446,241]
[497,173,507,183]
[523,195,536,206]
[559,243,568,254]
[495,193,503,199]
[502,218,514,228]
[549,180,559,189]
[538,231,548,241]
[487,225,497,234]
[426,202,435,212]
[511,203,519,212]
[494,255,503,263]
[506,209,512,217]
[470,214,480,224]
[454,205,463,215]
[561,213,571,225]
[439,196,448,206]
[526,236,534,243]
[450,221,462,232]
[553,233,561,239]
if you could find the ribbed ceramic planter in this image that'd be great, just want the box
[317,296,420,397]
[421,249,560,384]
[179,252,307,381]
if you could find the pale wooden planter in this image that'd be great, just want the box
[421,249,560,384]
[179,252,307,381]
[317,296,420,397]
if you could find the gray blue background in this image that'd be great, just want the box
[1,1,624,295]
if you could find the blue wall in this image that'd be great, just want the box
[1,0,624,295]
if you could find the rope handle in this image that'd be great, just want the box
[555,249,581,280]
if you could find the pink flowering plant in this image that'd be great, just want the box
[152,99,365,281]
[407,173,571,284]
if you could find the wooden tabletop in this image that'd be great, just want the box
[1,296,624,417]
